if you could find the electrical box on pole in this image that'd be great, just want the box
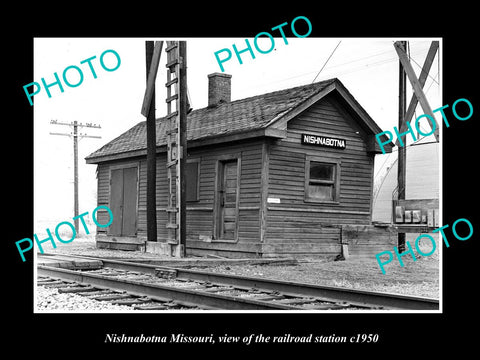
[141,40,188,257]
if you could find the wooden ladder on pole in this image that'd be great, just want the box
[141,40,187,257]
[164,41,187,257]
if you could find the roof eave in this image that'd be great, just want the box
[266,82,337,132]
[265,79,387,136]
[85,128,287,164]
[264,78,395,154]
[85,148,152,164]
[332,80,385,135]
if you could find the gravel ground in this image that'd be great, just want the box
[189,256,439,298]
[37,235,164,259]
[36,235,164,312]
[36,286,131,312]
[36,234,440,311]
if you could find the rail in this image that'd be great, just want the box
[37,254,439,311]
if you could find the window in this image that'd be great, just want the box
[186,159,200,202]
[305,158,340,203]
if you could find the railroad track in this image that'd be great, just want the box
[36,254,439,311]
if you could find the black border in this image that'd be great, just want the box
[7,6,478,354]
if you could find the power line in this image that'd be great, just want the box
[237,44,426,94]
[424,71,439,94]
[409,55,439,85]
[249,47,396,88]
[325,48,394,69]
[311,41,342,83]
[233,42,439,110]
[374,151,393,181]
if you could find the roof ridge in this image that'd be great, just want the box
[86,77,354,162]
[227,77,337,103]
[153,77,338,121]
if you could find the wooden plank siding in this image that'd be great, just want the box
[185,139,263,257]
[96,164,110,237]
[137,156,169,241]
[93,94,377,257]
[342,224,397,258]
[263,94,375,256]
[95,137,264,256]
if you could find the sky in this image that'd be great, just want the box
[33,37,441,231]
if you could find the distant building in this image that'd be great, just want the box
[372,137,440,224]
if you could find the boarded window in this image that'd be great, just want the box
[186,160,200,202]
[305,159,340,203]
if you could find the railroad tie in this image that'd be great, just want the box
[133,303,170,310]
[92,293,133,301]
[110,297,151,306]
[42,281,77,289]
[274,297,319,305]
[37,279,65,286]
[57,285,97,294]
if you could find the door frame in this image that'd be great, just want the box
[213,154,241,242]
[107,162,139,236]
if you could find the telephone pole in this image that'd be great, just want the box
[397,41,407,253]
[144,41,160,244]
[141,41,188,257]
[50,120,101,233]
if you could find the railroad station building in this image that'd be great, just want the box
[86,73,393,258]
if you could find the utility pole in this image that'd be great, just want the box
[144,41,160,243]
[50,120,101,233]
[141,40,188,257]
[397,41,407,253]
[163,41,188,257]
[178,41,188,257]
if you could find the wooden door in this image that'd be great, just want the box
[109,168,124,236]
[109,166,138,236]
[217,160,239,240]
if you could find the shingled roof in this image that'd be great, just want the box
[86,77,388,164]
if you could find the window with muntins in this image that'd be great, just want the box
[305,158,340,203]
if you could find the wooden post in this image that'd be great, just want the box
[142,42,163,117]
[404,42,439,127]
[394,41,439,142]
[145,41,158,243]
[397,41,407,253]
[396,41,439,145]
[178,41,188,257]
[73,120,79,233]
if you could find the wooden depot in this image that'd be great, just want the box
[86,75,394,258]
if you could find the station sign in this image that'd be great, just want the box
[301,133,346,149]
